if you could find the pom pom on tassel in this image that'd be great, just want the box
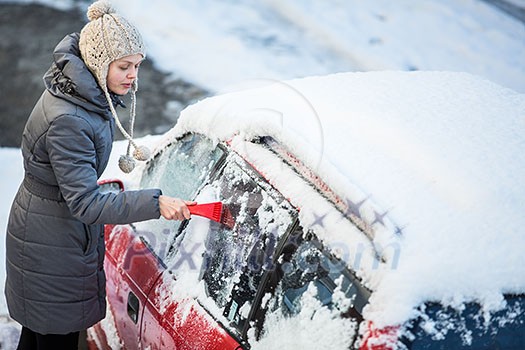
[118,154,136,173]
[133,145,151,161]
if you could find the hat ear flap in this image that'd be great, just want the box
[98,63,110,94]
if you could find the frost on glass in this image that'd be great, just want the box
[199,160,295,336]
[252,239,370,349]
[277,241,368,317]
[135,133,224,259]
[251,283,359,350]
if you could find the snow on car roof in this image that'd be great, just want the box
[169,71,525,326]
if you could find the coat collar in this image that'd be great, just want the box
[44,33,124,120]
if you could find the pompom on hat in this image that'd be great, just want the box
[79,0,150,173]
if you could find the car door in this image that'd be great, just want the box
[146,153,298,349]
[102,133,225,349]
[104,224,164,350]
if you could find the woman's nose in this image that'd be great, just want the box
[127,67,138,79]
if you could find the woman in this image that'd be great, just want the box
[4,1,193,348]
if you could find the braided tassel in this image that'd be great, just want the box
[104,89,150,173]
[129,89,150,161]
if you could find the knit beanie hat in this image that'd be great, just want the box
[79,0,150,173]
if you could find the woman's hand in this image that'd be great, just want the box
[159,195,196,221]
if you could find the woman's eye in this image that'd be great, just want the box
[119,66,129,70]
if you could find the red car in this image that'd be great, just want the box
[90,133,378,349]
[88,72,525,349]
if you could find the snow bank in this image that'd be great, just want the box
[111,0,525,93]
[168,71,525,326]
[0,148,24,315]
[7,0,524,92]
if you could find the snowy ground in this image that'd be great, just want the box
[1,0,524,348]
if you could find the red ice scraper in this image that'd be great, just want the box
[188,202,235,229]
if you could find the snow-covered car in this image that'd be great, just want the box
[88,71,525,350]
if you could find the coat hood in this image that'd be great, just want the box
[44,33,123,120]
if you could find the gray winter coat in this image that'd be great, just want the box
[5,33,161,335]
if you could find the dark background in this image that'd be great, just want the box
[0,3,209,148]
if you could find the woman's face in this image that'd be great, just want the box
[107,54,144,95]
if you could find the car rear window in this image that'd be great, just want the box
[250,231,371,348]
[275,239,369,320]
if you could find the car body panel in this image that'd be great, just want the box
[105,224,164,349]
[146,272,242,350]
